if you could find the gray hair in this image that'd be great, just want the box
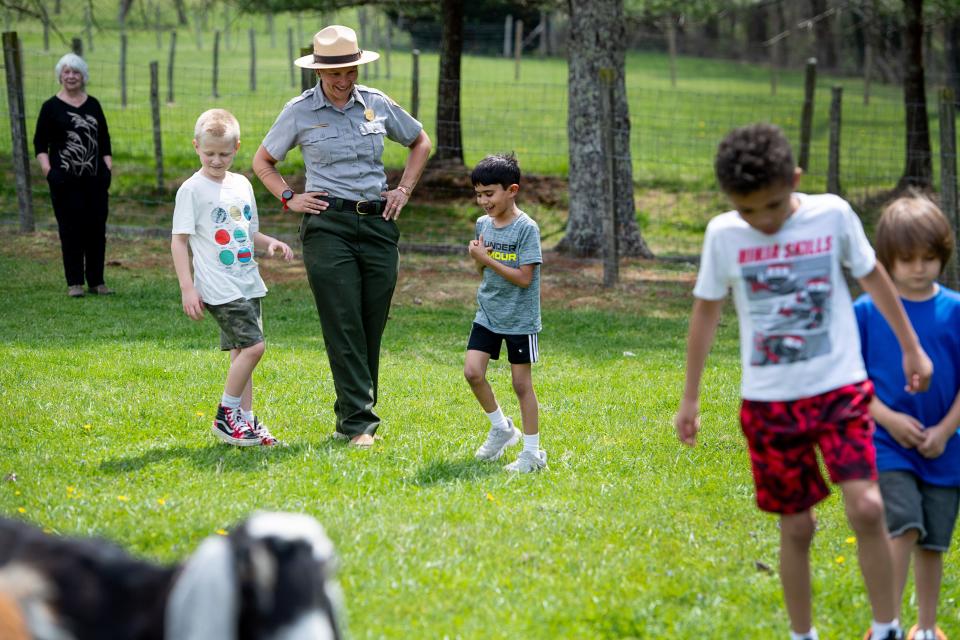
[55,53,89,85]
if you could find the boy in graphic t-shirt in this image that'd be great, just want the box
[171,108,293,447]
[465,153,545,473]
[674,123,932,640]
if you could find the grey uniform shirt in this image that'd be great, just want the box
[474,211,542,335]
[261,82,422,201]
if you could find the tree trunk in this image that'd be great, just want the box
[119,0,135,24]
[899,0,932,190]
[558,0,652,258]
[947,16,960,104]
[174,0,188,26]
[809,0,837,69]
[431,0,464,166]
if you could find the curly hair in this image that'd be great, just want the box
[715,123,796,195]
[471,153,521,189]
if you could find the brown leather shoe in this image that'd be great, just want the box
[68,285,85,297]
[87,284,114,295]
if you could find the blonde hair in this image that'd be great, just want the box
[876,193,954,273]
[193,109,240,144]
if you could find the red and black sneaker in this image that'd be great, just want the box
[250,416,280,447]
[212,405,260,447]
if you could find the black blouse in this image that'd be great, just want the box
[33,95,112,178]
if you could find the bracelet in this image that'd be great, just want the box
[396,185,412,196]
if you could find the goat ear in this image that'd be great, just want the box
[164,536,237,640]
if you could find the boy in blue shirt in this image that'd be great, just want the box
[465,154,545,472]
[855,195,960,640]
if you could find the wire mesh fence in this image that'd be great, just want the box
[0,8,957,259]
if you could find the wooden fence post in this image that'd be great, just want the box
[300,46,313,92]
[287,27,294,87]
[2,31,33,232]
[411,49,420,119]
[150,61,164,192]
[514,20,523,81]
[600,68,619,287]
[827,85,843,194]
[71,36,82,56]
[120,33,127,107]
[249,29,256,92]
[212,30,220,98]
[798,57,817,171]
[167,31,176,104]
[940,87,959,288]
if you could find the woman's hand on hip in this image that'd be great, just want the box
[290,191,329,215]
[381,187,410,221]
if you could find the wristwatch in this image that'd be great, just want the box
[280,188,295,211]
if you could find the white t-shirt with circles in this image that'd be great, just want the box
[171,171,267,305]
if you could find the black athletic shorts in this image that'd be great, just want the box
[467,322,539,364]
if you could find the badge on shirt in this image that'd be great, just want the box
[364,108,375,121]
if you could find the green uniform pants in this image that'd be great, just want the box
[300,210,400,437]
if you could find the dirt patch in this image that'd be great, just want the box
[386,168,569,208]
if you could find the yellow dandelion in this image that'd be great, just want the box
[117,495,129,502]
[196,412,205,417]
[66,486,76,494]
[14,490,20,496]
[83,424,92,431]
[215,528,228,536]
[17,507,25,513]
[835,555,845,564]
[485,492,495,502]
[845,536,856,544]
[157,497,166,506]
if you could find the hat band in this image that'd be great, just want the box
[313,50,362,64]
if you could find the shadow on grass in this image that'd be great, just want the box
[98,441,317,474]
[411,457,501,486]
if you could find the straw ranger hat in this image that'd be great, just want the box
[294,25,380,69]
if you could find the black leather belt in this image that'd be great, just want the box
[319,197,386,215]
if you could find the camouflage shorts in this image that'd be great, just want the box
[205,297,264,351]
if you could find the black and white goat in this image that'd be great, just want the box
[0,512,344,640]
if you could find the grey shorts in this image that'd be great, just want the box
[880,470,960,551]
[204,297,264,351]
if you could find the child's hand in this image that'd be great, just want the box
[674,398,700,447]
[902,346,933,393]
[918,423,950,459]
[267,239,294,261]
[468,234,492,265]
[181,287,204,321]
[880,411,925,449]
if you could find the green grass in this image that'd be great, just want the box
[0,1,954,259]
[2,232,959,637]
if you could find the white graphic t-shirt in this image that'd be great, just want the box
[693,193,876,401]
[171,171,267,305]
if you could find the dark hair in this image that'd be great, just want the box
[471,153,521,188]
[876,194,954,273]
[714,123,796,195]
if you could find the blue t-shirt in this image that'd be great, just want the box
[854,286,960,486]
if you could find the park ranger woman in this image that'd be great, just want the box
[253,25,431,448]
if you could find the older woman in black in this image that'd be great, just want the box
[34,53,113,297]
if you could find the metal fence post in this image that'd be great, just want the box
[411,49,420,120]
[248,29,256,93]
[827,85,843,195]
[600,67,619,287]
[166,31,176,104]
[212,30,220,98]
[940,87,959,288]
[799,57,817,171]
[2,31,33,232]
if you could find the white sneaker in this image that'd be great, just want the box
[474,419,521,461]
[504,449,547,473]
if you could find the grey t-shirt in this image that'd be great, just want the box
[473,211,542,334]
[260,82,422,201]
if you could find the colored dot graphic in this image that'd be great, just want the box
[237,248,252,263]
[214,229,230,245]
[219,250,235,265]
[233,228,247,242]
[243,204,252,220]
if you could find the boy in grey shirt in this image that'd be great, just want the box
[465,154,545,472]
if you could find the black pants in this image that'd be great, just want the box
[48,173,110,287]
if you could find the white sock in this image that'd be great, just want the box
[789,628,818,640]
[242,409,255,423]
[221,393,242,409]
[485,406,509,431]
[871,619,899,639]
[522,432,539,454]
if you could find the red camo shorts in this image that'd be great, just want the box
[740,380,877,515]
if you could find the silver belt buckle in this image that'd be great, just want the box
[355,199,369,215]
